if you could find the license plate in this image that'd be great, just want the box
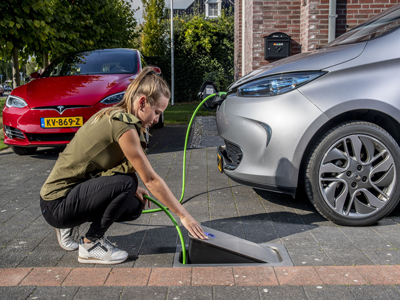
[41,117,83,128]
[217,153,223,173]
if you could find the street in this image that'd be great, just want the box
[1,123,400,298]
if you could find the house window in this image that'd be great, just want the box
[209,3,218,17]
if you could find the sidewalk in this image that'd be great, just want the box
[1,117,400,299]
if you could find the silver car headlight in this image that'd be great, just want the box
[237,71,326,97]
[100,92,125,105]
[6,95,28,108]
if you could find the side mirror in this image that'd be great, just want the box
[198,81,219,109]
[30,71,39,79]
[151,66,162,75]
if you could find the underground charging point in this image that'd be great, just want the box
[173,226,293,267]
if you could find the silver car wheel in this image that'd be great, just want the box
[319,134,396,218]
[306,121,400,226]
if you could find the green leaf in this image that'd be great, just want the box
[23,6,30,13]
[34,20,41,28]
[7,42,13,50]
[9,21,15,27]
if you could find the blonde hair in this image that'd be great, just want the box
[92,66,171,123]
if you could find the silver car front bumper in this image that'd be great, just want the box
[216,90,328,196]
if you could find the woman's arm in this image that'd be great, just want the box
[119,128,207,240]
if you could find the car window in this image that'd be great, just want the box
[41,50,139,77]
[326,5,400,47]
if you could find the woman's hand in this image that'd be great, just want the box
[180,214,208,240]
[136,186,150,209]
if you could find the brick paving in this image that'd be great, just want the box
[2,265,400,287]
[2,118,400,298]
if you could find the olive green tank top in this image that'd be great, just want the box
[40,111,146,201]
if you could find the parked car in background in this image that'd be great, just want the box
[216,4,400,226]
[4,85,12,92]
[0,85,4,96]
[2,48,162,155]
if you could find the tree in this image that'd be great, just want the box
[0,0,55,87]
[1,0,139,87]
[30,0,139,69]
[141,0,167,56]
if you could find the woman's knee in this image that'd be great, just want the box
[113,174,138,196]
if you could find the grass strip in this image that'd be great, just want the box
[165,101,215,125]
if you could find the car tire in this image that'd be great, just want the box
[153,112,164,129]
[305,121,400,226]
[11,146,37,155]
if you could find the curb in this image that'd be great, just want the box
[2,265,400,287]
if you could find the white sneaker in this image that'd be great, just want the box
[55,227,79,251]
[78,236,128,264]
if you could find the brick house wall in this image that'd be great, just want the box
[235,0,399,81]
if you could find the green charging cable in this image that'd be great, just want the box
[141,92,227,264]
[142,92,226,214]
[143,195,188,264]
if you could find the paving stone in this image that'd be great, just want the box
[134,253,175,268]
[362,249,400,265]
[192,267,234,286]
[356,265,400,285]
[0,268,32,286]
[17,249,66,268]
[214,286,261,300]
[0,251,30,268]
[20,267,71,286]
[303,285,355,300]
[314,266,367,285]
[320,245,372,266]
[281,237,321,252]
[120,286,168,300]
[105,268,151,286]
[258,286,308,299]
[349,285,400,300]
[27,286,79,300]
[62,268,111,286]
[349,237,395,250]
[73,286,123,300]
[55,252,85,268]
[233,267,278,286]
[167,286,213,300]
[288,247,333,266]
[0,286,36,299]
[148,268,191,286]
[274,266,323,286]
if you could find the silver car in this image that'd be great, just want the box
[216,4,400,226]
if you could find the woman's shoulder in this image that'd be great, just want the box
[112,111,141,126]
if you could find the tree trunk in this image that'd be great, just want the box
[43,52,49,70]
[11,46,20,88]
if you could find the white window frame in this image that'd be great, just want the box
[205,0,222,18]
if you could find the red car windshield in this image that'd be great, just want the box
[41,50,139,77]
[326,4,400,47]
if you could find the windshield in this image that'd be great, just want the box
[326,4,400,47]
[41,50,139,77]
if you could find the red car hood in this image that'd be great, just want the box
[12,74,133,108]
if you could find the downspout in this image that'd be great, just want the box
[328,0,337,43]
[242,0,245,76]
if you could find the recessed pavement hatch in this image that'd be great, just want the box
[173,226,293,267]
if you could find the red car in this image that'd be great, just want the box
[2,48,160,155]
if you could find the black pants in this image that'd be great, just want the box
[40,173,142,241]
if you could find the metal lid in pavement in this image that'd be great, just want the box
[189,226,281,263]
